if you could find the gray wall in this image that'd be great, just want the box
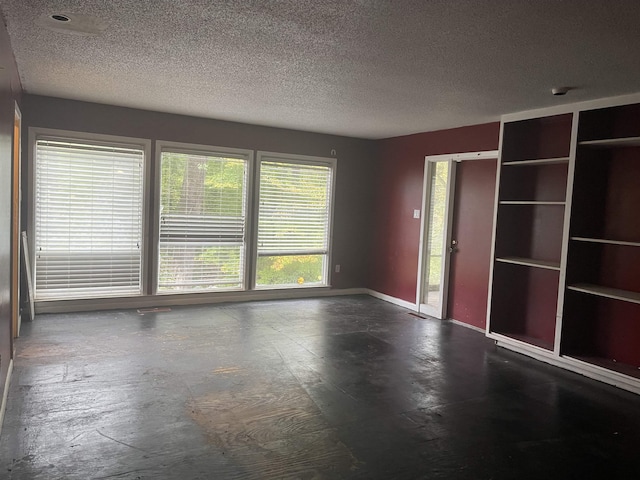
[22,95,376,297]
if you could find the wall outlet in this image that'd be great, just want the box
[335,264,341,273]
[413,209,421,219]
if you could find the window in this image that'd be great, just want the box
[31,132,336,306]
[157,145,250,292]
[34,135,145,300]
[255,153,335,288]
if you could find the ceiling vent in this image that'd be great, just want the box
[36,13,108,36]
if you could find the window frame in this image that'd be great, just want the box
[28,127,152,302]
[27,130,338,310]
[153,141,255,294]
[252,151,337,290]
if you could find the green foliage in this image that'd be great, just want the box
[158,246,243,291]
[161,153,246,216]
[256,255,324,286]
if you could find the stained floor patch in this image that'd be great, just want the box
[188,382,360,478]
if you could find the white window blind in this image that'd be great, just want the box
[34,138,144,300]
[158,150,248,292]
[256,157,334,288]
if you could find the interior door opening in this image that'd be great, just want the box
[417,151,498,324]
[11,103,21,338]
[419,160,453,318]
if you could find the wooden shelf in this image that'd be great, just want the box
[502,157,570,166]
[500,201,565,206]
[498,332,554,351]
[579,137,640,148]
[495,256,561,271]
[570,236,640,247]
[567,283,640,305]
[567,356,640,380]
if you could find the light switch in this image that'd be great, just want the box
[413,209,421,219]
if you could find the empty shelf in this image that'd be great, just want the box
[500,201,565,205]
[496,332,554,351]
[567,356,640,379]
[579,137,640,148]
[570,237,640,247]
[567,283,640,305]
[495,257,561,270]
[502,157,570,166]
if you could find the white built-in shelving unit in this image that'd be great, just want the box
[486,93,640,395]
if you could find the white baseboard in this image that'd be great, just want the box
[447,318,486,333]
[366,289,418,311]
[35,287,370,314]
[0,358,13,437]
[364,293,490,335]
[491,334,640,396]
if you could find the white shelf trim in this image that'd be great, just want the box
[579,136,640,148]
[495,256,561,271]
[490,96,640,396]
[502,157,570,166]
[488,332,556,357]
[571,236,640,247]
[567,283,640,305]
[565,355,640,380]
[499,201,565,205]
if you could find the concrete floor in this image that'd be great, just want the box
[1,295,640,479]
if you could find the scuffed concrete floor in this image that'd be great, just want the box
[1,295,640,479]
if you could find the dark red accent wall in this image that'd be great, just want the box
[22,95,377,291]
[369,123,500,303]
[0,18,22,408]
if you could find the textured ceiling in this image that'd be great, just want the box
[2,0,640,139]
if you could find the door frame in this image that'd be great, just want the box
[11,102,22,338]
[416,150,498,319]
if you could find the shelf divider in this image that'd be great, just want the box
[567,283,640,305]
[495,256,561,271]
[500,201,565,206]
[502,157,570,166]
[570,236,640,247]
[579,137,640,148]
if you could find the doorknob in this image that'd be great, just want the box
[449,239,458,253]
